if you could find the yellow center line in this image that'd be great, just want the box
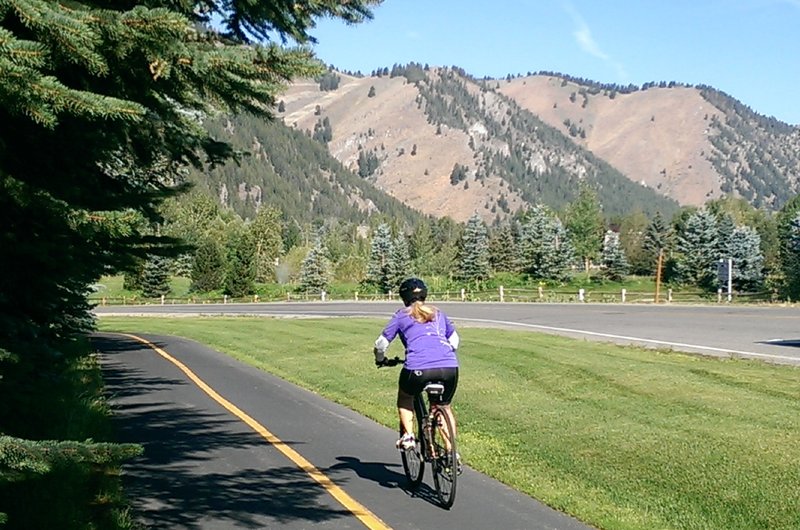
[118,332,392,530]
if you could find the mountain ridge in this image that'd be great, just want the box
[274,65,799,222]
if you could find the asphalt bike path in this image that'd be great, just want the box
[95,332,593,530]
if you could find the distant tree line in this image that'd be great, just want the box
[125,183,800,303]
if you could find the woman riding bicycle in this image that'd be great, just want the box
[373,277,460,452]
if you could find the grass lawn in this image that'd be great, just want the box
[98,316,800,530]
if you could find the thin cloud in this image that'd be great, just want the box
[572,16,608,60]
[563,1,628,81]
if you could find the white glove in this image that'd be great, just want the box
[374,335,389,364]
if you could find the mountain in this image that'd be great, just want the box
[274,65,800,222]
[187,112,426,227]
[498,74,800,209]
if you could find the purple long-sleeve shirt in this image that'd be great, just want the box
[379,308,459,370]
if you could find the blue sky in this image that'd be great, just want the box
[310,0,800,125]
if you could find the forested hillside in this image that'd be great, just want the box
[698,86,800,207]
[188,113,424,226]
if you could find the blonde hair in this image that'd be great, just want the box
[407,300,437,323]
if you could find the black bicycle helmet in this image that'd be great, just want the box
[399,277,428,306]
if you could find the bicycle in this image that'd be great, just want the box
[377,356,459,509]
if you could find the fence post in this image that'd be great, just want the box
[254,294,259,303]
[321,290,327,302]
[160,295,165,305]
[717,288,722,303]
[667,289,673,303]
[538,286,543,299]
[355,291,359,301]
[621,288,626,303]
[461,288,466,302]
[578,288,585,302]
[499,285,504,303]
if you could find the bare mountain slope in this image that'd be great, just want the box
[280,68,678,222]
[281,73,525,222]
[499,76,720,205]
[498,75,800,209]
[280,66,800,220]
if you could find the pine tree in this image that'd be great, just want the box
[140,255,171,298]
[224,230,256,297]
[776,197,800,299]
[488,222,519,272]
[172,253,194,277]
[600,231,629,281]
[122,261,144,292]
[457,213,491,284]
[191,237,225,292]
[641,212,671,274]
[364,223,394,293]
[781,213,800,299]
[676,209,720,289]
[299,238,331,294]
[728,225,764,290]
[715,213,737,259]
[519,204,575,281]
[388,234,412,291]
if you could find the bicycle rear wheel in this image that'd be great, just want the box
[400,396,426,489]
[431,407,457,509]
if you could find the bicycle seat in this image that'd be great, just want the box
[423,383,445,396]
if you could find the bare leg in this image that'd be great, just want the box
[438,404,457,451]
[397,389,415,436]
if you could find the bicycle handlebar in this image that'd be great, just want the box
[376,356,404,368]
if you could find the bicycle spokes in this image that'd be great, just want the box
[400,424,424,489]
[431,408,457,508]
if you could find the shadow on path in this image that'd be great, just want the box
[329,455,448,510]
[93,334,354,529]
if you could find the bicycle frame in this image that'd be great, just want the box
[414,385,448,461]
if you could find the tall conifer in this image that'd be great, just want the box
[364,223,394,293]
[457,213,491,284]
[676,209,720,289]
[299,238,331,294]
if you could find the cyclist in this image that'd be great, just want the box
[373,277,460,455]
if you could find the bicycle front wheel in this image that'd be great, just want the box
[431,407,457,509]
[400,422,424,489]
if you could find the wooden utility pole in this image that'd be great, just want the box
[655,249,664,304]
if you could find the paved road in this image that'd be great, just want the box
[95,332,593,530]
[96,301,800,364]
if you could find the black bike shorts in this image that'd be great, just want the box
[398,366,459,405]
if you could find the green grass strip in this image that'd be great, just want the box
[98,316,800,530]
